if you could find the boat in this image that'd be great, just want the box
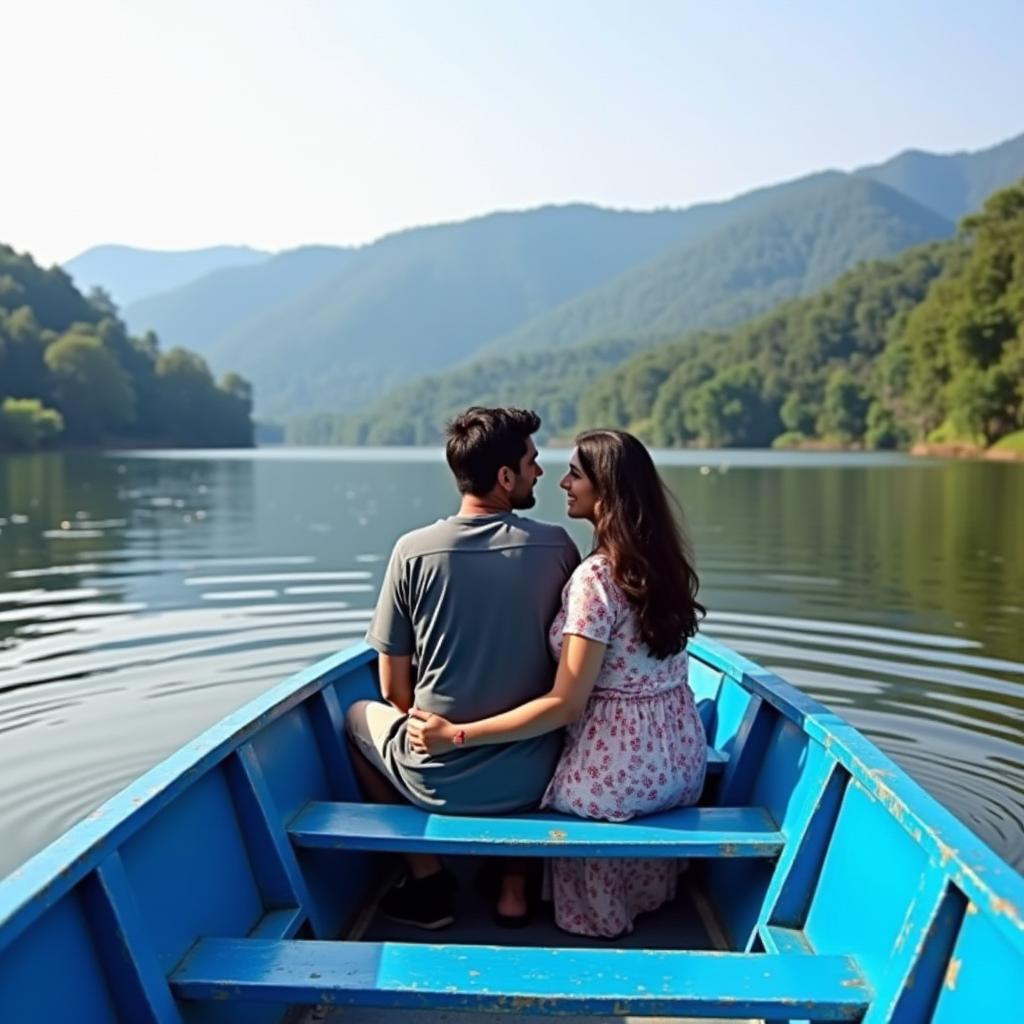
[0,636,1020,1022]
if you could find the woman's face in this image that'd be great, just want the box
[559,448,598,522]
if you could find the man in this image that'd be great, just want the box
[346,406,580,929]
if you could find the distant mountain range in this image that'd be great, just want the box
[472,176,951,360]
[62,132,1024,420]
[855,131,1024,221]
[296,176,954,445]
[123,246,354,356]
[64,244,271,307]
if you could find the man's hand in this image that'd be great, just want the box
[407,707,458,754]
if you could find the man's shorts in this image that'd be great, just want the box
[346,699,404,778]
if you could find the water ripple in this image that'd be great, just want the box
[1,451,1021,882]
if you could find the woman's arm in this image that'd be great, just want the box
[379,653,414,713]
[406,634,605,754]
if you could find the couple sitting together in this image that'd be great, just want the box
[345,406,708,939]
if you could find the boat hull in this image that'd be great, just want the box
[0,638,1019,1022]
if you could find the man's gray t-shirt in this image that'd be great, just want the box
[365,512,580,814]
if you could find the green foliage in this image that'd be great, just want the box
[330,178,963,446]
[45,332,135,441]
[572,178,1024,451]
[771,431,810,449]
[864,402,907,450]
[574,240,951,448]
[780,392,817,435]
[683,365,781,447]
[286,337,645,446]
[990,429,1024,452]
[0,244,254,450]
[0,398,63,450]
[1,244,100,331]
[817,369,870,443]
[890,179,1024,444]
[287,180,1024,454]
[153,350,253,447]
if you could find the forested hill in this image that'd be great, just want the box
[857,131,1024,223]
[581,179,1024,450]
[302,178,1024,452]
[473,176,952,359]
[180,205,702,416]
[290,177,954,444]
[122,246,354,358]
[0,246,254,450]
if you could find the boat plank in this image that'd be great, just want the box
[172,938,871,1020]
[226,744,330,938]
[706,747,728,772]
[248,907,306,940]
[761,924,814,956]
[81,853,184,1024]
[288,803,784,857]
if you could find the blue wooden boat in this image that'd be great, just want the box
[0,637,1020,1022]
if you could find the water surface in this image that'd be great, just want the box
[0,448,1021,878]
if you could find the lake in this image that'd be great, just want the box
[0,448,1021,879]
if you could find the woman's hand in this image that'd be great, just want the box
[406,707,459,754]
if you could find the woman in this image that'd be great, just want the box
[407,429,707,938]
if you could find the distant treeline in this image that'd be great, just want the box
[0,246,253,450]
[292,179,1023,451]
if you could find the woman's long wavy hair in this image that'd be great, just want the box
[575,429,704,658]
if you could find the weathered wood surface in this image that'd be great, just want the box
[175,939,869,1020]
[288,802,784,858]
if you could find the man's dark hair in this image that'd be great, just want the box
[445,406,541,495]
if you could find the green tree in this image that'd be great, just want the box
[44,332,135,441]
[0,398,64,449]
[817,369,870,443]
[649,358,715,446]
[154,349,253,446]
[87,287,118,318]
[620,355,674,425]
[0,243,254,449]
[780,391,817,435]
[0,307,51,402]
[894,179,1024,443]
[683,365,778,447]
[864,401,906,450]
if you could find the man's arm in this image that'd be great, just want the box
[406,634,605,752]
[365,542,417,710]
[378,653,414,714]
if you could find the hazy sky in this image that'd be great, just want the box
[6,0,1023,266]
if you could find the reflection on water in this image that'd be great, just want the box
[0,448,1021,878]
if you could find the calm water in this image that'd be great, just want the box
[0,448,1021,879]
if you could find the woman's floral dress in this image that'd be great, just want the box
[541,554,707,937]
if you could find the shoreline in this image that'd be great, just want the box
[4,440,1022,462]
[909,441,1024,463]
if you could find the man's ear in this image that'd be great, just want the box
[496,466,514,492]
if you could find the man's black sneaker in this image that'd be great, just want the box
[379,870,456,930]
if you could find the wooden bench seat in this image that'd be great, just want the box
[288,802,784,858]
[171,938,870,1020]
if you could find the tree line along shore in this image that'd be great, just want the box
[0,246,253,451]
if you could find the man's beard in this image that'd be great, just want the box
[511,490,536,510]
